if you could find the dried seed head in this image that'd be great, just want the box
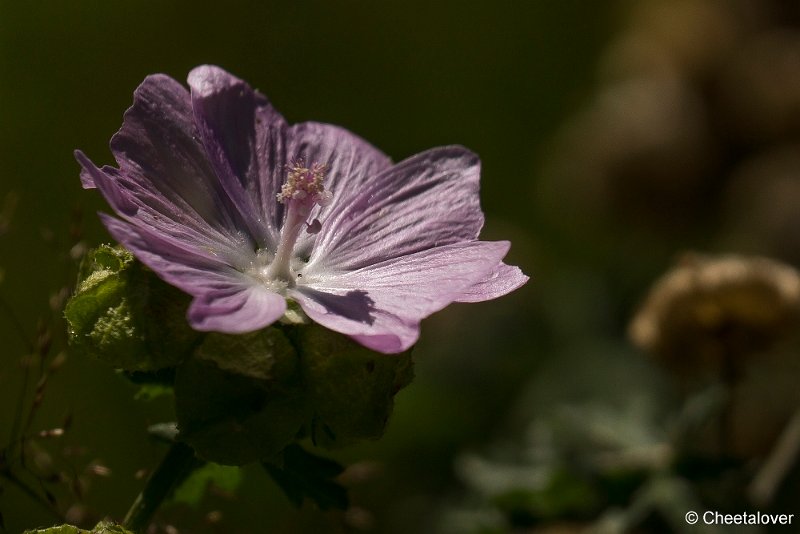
[630,253,800,382]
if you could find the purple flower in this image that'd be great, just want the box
[76,66,528,354]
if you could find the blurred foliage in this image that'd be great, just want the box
[168,462,242,509]
[440,0,800,532]
[263,444,349,511]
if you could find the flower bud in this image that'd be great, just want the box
[65,245,200,371]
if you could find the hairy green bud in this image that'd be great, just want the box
[64,245,200,371]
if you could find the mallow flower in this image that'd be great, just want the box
[76,65,527,354]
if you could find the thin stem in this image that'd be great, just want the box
[123,441,198,533]
[0,468,63,522]
[0,291,34,353]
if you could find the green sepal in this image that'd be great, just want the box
[23,521,133,534]
[65,245,200,371]
[292,324,414,449]
[263,444,348,510]
[23,527,85,534]
[174,328,308,465]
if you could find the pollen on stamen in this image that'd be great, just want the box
[276,160,331,206]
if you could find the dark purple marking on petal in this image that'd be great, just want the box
[290,290,415,353]
[307,146,484,272]
[295,240,510,353]
[108,73,247,241]
[78,151,255,269]
[295,288,376,325]
[188,65,289,249]
[286,121,392,258]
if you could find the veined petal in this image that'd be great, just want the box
[291,289,418,353]
[187,284,286,333]
[78,72,259,267]
[77,66,529,351]
[103,213,286,335]
[188,65,289,249]
[79,167,96,189]
[307,146,484,272]
[78,152,254,268]
[100,214,247,296]
[456,263,529,303]
[108,74,247,243]
[286,121,393,258]
[293,241,511,353]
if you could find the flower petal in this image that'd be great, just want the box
[291,288,417,353]
[293,240,511,353]
[306,146,484,272]
[187,284,287,333]
[99,214,245,296]
[108,73,246,242]
[77,151,254,268]
[456,263,529,303]
[103,214,286,334]
[79,167,96,189]
[188,65,289,249]
[286,121,393,258]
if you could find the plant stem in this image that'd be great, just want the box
[123,441,197,533]
[0,468,63,522]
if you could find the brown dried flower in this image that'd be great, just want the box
[630,254,800,383]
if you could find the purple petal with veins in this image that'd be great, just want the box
[76,65,528,353]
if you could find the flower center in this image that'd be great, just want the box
[263,160,331,284]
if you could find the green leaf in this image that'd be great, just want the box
[291,324,414,448]
[174,328,308,465]
[23,527,86,534]
[492,468,601,524]
[168,463,242,508]
[133,383,173,401]
[91,523,134,534]
[263,444,348,510]
[23,522,132,534]
[121,368,175,401]
[65,245,200,371]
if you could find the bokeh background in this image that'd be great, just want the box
[3,1,800,532]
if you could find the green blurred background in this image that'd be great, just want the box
[4,1,800,533]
